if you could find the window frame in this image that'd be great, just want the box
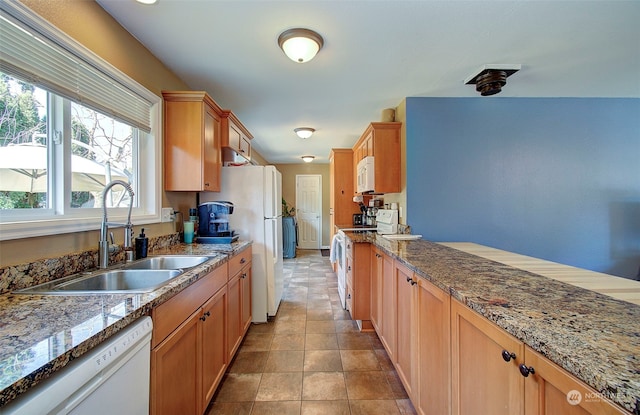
[0,2,162,241]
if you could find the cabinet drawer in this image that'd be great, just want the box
[152,265,227,348]
[229,246,252,279]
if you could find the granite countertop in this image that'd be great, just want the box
[0,240,251,406]
[343,231,639,414]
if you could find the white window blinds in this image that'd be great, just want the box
[0,4,152,132]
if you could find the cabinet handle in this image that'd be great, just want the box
[410,280,417,286]
[501,350,516,362]
[519,364,535,377]
[240,257,246,264]
[347,293,351,299]
[204,182,210,187]
[241,272,247,279]
[406,276,412,283]
[200,310,211,321]
[348,266,351,271]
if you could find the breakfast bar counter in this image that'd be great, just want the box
[344,231,640,414]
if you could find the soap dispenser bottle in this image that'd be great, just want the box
[135,228,148,259]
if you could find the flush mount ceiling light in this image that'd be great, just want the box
[301,155,315,163]
[465,64,521,96]
[294,127,315,139]
[135,0,158,4]
[278,28,324,63]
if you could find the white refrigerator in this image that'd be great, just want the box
[200,165,284,323]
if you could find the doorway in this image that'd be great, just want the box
[295,174,322,250]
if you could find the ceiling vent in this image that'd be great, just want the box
[465,64,521,96]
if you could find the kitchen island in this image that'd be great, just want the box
[344,231,639,414]
[0,240,251,407]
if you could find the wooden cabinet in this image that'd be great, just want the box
[329,149,359,237]
[227,246,252,360]
[371,246,396,359]
[344,235,372,330]
[351,122,402,194]
[523,346,626,415]
[151,309,200,415]
[220,110,252,163]
[162,91,222,191]
[451,298,525,415]
[151,264,228,415]
[415,277,451,415]
[393,260,416,400]
[201,286,227,412]
[451,298,627,415]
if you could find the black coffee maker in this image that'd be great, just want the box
[198,201,234,237]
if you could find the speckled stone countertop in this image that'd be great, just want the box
[343,231,639,414]
[0,241,251,407]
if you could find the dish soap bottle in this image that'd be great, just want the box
[135,228,148,259]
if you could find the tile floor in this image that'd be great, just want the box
[206,249,417,415]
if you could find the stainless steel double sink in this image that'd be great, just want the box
[14,256,214,295]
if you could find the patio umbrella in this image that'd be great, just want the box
[0,144,129,193]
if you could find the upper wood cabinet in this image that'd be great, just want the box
[329,149,359,234]
[220,110,252,163]
[352,122,402,194]
[162,91,222,191]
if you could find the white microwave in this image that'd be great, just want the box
[357,156,375,193]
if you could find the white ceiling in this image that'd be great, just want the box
[96,0,640,164]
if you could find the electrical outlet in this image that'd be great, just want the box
[161,207,174,222]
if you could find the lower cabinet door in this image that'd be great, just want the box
[240,265,252,335]
[227,272,242,361]
[151,310,200,415]
[451,299,525,415]
[201,286,227,412]
[394,261,415,399]
[523,346,627,415]
[416,278,451,415]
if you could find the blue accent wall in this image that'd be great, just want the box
[406,98,640,279]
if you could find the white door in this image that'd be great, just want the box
[296,174,322,249]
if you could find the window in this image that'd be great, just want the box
[0,3,161,240]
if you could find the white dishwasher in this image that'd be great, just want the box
[1,316,153,415]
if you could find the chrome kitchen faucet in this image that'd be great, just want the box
[99,180,135,268]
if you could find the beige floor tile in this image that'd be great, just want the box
[396,398,418,415]
[333,319,359,332]
[274,319,306,334]
[301,400,350,415]
[333,309,352,321]
[255,372,303,401]
[271,333,305,350]
[248,322,275,334]
[214,373,262,402]
[349,399,401,415]
[344,371,395,400]
[305,333,338,350]
[375,348,395,371]
[302,371,347,400]
[240,332,274,352]
[386,370,410,399]
[264,350,304,372]
[305,320,336,334]
[250,400,301,415]
[306,308,334,321]
[340,350,380,371]
[206,401,253,415]
[228,351,269,373]
[337,332,373,350]
[304,350,343,372]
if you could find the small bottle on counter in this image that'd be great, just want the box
[189,208,199,237]
[135,228,148,259]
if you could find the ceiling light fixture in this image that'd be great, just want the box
[135,0,158,4]
[278,28,324,63]
[294,127,315,139]
[301,155,315,163]
[465,64,521,96]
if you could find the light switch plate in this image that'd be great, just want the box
[161,207,173,222]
